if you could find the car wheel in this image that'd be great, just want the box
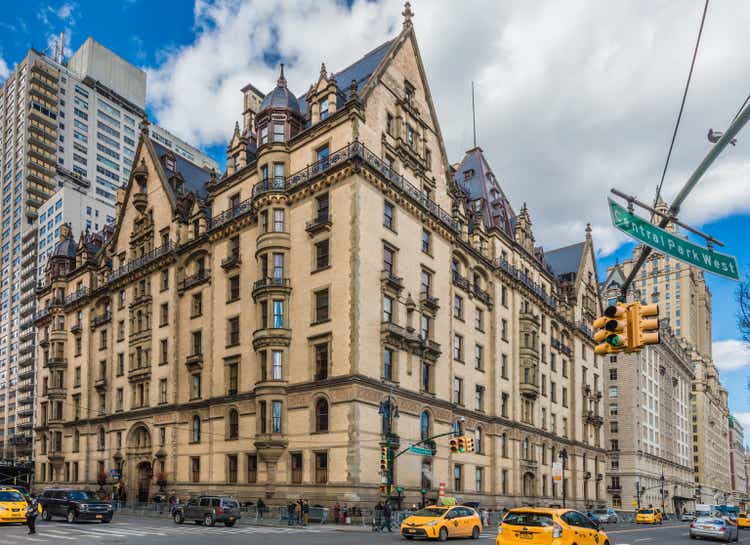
[41,509,51,521]
[174,513,184,524]
[204,514,215,527]
[195,520,203,525]
[402,537,414,540]
[690,534,696,540]
[224,521,235,527]
[438,527,448,541]
[67,510,77,524]
[471,526,480,539]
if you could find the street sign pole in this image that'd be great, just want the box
[618,98,750,297]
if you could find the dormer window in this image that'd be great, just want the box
[405,81,415,106]
[232,153,240,170]
[320,98,329,120]
[164,153,176,173]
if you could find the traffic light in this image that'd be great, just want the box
[449,437,459,453]
[629,303,659,349]
[457,436,467,453]
[380,446,389,472]
[594,303,629,354]
[465,436,475,453]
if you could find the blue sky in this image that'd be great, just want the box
[2,1,749,431]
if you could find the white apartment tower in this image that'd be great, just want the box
[0,37,217,464]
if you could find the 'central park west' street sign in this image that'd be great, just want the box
[608,198,740,281]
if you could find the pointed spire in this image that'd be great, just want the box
[585,222,592,241]
[402,1,414,28]
[320,62,327,79]
[140,112,150,135]
[277,63,286,87]
[233,120,240,136]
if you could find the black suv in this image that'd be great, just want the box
[173,495,241,527]
[39,489,113,523]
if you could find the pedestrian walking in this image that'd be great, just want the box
[287,500,296,526]
[257,498,265,519]
[373,501,383,531]
[302,499,309,526]
[295,498,302,525]
[334,502,341,524]
[383,501,393,532]
[26,493,39,535]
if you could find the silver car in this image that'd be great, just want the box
[682,512,696,522]
[690,517,739,542]
[591,508,619,523]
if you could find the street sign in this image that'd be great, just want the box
[552,462,562,482]
[608,198,739,281]
[109,469,120,479]
[409,445,433,456]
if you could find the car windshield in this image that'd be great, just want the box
[69,491,93,501]
[413,508,448,518]
[593,510,608,514]
[504,512,554,527]
[0,491,24,502]
[697,518,724,525]
[638,509,653,514]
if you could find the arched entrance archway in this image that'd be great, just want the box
[136,461,152,503]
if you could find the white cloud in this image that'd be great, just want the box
[147,0,750,252]
[713,339,750,371]
[734,413,750,434]
[38,2,76,59]
[0,57,9,82]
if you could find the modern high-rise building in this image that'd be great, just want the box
[33,9,609,508]
[0,37,217,464]
[729,415,747,509]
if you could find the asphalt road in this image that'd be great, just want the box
[1,515,748,545]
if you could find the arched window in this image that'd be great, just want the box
[315,399,329,432]
[192,415,201,443]
[420,411,431,441]
[474,426,482,454]
[228,409,239,439]
[98,427,105,450]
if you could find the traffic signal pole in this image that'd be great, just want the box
[618,100,750,299]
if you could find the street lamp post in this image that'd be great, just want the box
[660,471,666,516]
[559,449,569,508]
[636,480,641,509]
[379,395,400,506]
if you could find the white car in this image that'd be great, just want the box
[682,512,695,522]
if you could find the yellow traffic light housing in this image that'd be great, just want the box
[630,303,660,349]
[380,446,389,472]
[449,437,458,453]
[465,437,475,453]
[594,303,629,354]
[457,436,467,453]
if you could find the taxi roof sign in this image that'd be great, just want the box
[438,496,457,506]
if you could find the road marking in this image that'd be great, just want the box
[12,537,48,543]
[635,538,652,542]
[38,529,78,540]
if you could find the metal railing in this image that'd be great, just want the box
[108,242,174,284]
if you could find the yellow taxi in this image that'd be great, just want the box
[0,488,29,524]
[497,508,609,545]
[635,508,661,524]
[400,504,483,540]
[738,513,750,529]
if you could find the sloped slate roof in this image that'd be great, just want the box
[297,39,394,115]
[260,83,301,113]
[152,141,212,199]
[545,242,585,279]
[51,236,77,259]
[453,147,516,236]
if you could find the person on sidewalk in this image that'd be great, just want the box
[383,501,393,532]
[302,499,309,526]
[333,502,341,524]
[373,501,383,532]
[287,500,296,526]
[26,494,39,535]
[257,498,265,519]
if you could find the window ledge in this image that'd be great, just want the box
[311,318,331,326]
[311,265,331,275]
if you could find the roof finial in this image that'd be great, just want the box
[140,112,150,135]
[585,222,592,240]
[277,63,286,87]
[402,1,414,27]
[320,62,327,79]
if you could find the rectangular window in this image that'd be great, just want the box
[315,452,328,484]
[319,98,329,120]
[314,288,329,323]
[475,385,485,411]
[420,314,430,340]
[227,455,238,483]
[501,393,509,417]
[191,293,202,317]
[383,295,393,323]
[421,362,432,393]
[192,330,202,355]
[453,334,463,361]
[247,454,258,483]
[273,123,285,143]
[160,303,168,326]
[383,201,395,230]
[273,209,285,232]
[314,343,329,380]
[474,344,483,370]
[271,401,282,433]
[475,467,483,493]
[501,319,508,341]
[501,354,508,379]
[192,374,202,399]
[383,348,394,381]
[229,275,240,300]
[291,452,303,484]
[273,253,284,279]
[453,295,463,320]
[383,245,395,275]
[159,379,167,404]
[453,377,463,405]
[420,269,432,296]
[191,457,200,483]
[228,362,239,394]
[272,350,283,380]
[421,229,431,254]
[474,308,483,331]
[273,300,284,328]
[314,239,330,270]
[228,316,240,346]
[453,464,462,492]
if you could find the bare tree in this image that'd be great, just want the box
[737,274,750,345]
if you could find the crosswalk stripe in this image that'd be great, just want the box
[37,529,78,540]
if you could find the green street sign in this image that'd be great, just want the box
[409,445,434,456]
[608,198,739,281]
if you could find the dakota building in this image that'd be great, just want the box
[33,9,607,507]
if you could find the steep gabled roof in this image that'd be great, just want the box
[297,39,394,115]
[453,147,516,236]
[151,140,212,200]
[545,241,586,280]
[602,263,627,290]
